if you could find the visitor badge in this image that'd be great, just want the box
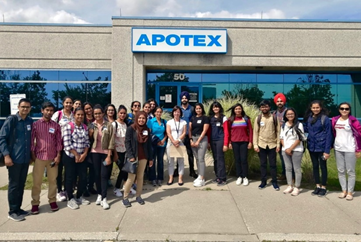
[197,120,202,124]
[216,122,221,126]
[260,122,265,127]
[49,128,55,134]
[27,125,31,131]
[143,130,148,136]
[345,125,351,131]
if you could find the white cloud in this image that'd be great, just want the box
[116,0,182,17]
[190,9,291,19]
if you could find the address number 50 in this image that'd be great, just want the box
[174,73,185,81]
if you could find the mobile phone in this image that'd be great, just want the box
[102,160,107,166]
[50,161,56,167]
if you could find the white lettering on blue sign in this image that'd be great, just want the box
[132,28,227,53]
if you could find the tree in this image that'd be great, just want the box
[147,73,190,100]
[221,84,264,105]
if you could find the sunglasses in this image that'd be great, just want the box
[339,108,350,111]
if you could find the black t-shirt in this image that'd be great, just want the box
[190,116,210,136]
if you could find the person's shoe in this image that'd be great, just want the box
[167,179,173,185]
[283,186,293,194]
[56,191,66,202]
[123,199,132,208]
[18,209,30,216]
[194,179,205,187]
[272,182,280,191]
[31,205,39,215]
[49,202,59,212]
[212,178,220,184]
[338,192,347,199]
[291,187,300,196]
[311,187,321,196]
[318,188,327,197]
[258,182,266,189]
[217,180,227,186]
[178,182,184,186]
[67,198,79,210]
[136,196,145,205]
[113,188,123,197]
[236,177,243,186]
[152,180,157,187]
[243,177,249,186]
[193,175,201,184]
[8,213,24,222]
[88,187,98,195]
[83,189,90,197]
[76,196,90,205]
[95,194,102,205]
[157,180,162,186]
[189,171,198,179]
[346,194,353,201]
[100,198,110,210]
[107,180,113,188]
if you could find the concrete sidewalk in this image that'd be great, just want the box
[0,164,361,241]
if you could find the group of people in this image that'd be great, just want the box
[0,91,360,222]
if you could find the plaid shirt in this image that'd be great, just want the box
[62,123,90,158]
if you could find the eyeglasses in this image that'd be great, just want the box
[20,106,31,109]
[133,105,140,107]
[339,108,350,111]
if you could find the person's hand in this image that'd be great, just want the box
[254,147,260,153]
[4,156,13,167]
[74,153,80,163]
[247,143,253,150]
[54,155,61,165]
[113,153,119,162]
[173,139,180,146]
[31,153,36,163]
[105,156,112,165]
[228,144,232,150]
[79,153,87,163]
[149,160,153,167]
[159,140,165,146]
[356,152,361,159]
[207,143,211,151]
[223,146,228,152]
[323,153,330,160]
[285,148,292,156]
[276,147,280,153]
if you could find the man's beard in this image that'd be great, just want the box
[182,100,189,105]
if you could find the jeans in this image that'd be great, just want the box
[335,150,356,192]
[211,139,226,181]
[148,146,165,181]
[115,152,128,189]
[86,154,95,190]
[184,136,195,174]
[232,142,249,179]
[309,151,328,186]
[258,146,277,183]
[62,153,87,200]
[92,153,112,199]
[56,151,65,193]
[278,143,286,176]
[7,162,29,215]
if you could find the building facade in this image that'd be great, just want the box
[1,17,361,120]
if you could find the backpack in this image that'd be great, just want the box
[56,110,63,123]
[257,114,278,138]
[68,121,87,134]
[281,121,307,152]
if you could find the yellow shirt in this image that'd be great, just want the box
[253,114,280,149]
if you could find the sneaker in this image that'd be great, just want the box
[152,180,157,187]
[193,175,201,184]
[67,198,79,210]
[258,182,266,189]
[217,180,227,186]
[95,194,102,205]
[18,209,30,216]
[311,187,321,196]
[272,182,280,191]
[56,191,66,202]
[291,187,300,196]
[283,186,293,194]
[100,198,110,210]
[49,202,59,212]
[318,188,327,197]
[212,178,220,184]
[123,199,132,208]
[236,177,243,186]
[130,187,136,195]
[31,205,39,215]
[76,196,90,205]
[157,180,162,186]
[193,179,205,187]
[8,213,25,222]
[136,196,145,205]
[243,177,249,186]
[113,188,123,197]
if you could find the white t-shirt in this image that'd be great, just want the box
[167,119,187,141]
[280,122,304,152]
[112,121,127,153]
[51,109,74,136]
[334,118,355,152]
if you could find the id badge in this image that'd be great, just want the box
[197,120,202,124]
[49,128,55,134]
[216,122,221,126]
[27,124,31,131]
[260,122,265,127]
[143,130,148,136]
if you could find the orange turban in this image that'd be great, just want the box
[274,93,286,104]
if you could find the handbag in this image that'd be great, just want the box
[122,158,138,174]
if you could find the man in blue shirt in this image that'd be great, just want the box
[179,91,197,179]
[0,98,33,222]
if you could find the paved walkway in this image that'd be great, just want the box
[0,162,360,241]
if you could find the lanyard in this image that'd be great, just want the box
[174,120,180,139]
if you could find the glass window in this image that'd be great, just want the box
[147,72,201,83]
[229,74,257,83]
[202,73,229,83]
[257,74,283,83]
[202,83,229,102]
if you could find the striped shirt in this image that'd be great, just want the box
[31,118,62,161]
[63,122,90,158]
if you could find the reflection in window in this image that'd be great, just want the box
[202,73,229,83]
[257,74,283,83]
[229,74,256,83]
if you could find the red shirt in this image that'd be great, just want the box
[31,118,62,160]
[224,116,253,146]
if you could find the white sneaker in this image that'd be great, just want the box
[193,175,201,184]
[130,187,136,195]
[56,192,66,202]
[193,179,205,187]
[291,187,300,196]
[95,195,102,205]
[236,177,243,186]
[67,198,79,210]
[113,188,123,197]
[283,186,294,194]
[76,196,90,205]
[100,198,110,210]
[243,177,249,186]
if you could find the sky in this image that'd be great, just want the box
[0,0,361,24]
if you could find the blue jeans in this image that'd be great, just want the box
[149,146,165,181]
[8,162,29,215]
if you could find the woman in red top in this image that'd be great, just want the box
[224,103,253,186]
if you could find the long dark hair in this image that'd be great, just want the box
[117,104,128,122]
[304,100,328,124]
[227,103,247,124]
[283,107,299,136]
[338,102,352,116]
[193,103,206,116]
[104,104,117,121]
[208,101,225,123]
